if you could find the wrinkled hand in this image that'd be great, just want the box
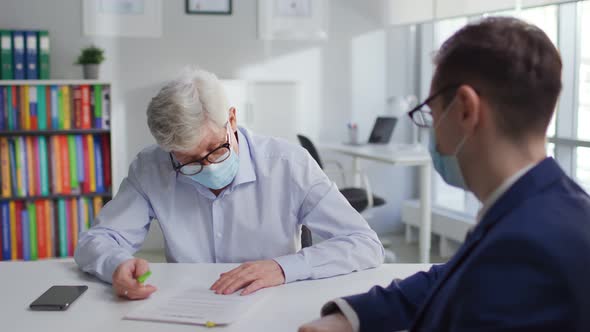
[112,258,157,300]
[298,314,354,332]
[210,260,285,296]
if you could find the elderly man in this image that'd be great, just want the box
[74,69,384,299]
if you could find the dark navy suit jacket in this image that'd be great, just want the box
[344,158,590,331]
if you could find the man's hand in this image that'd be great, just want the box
[210,260,285,295]
[112,258,157,300]
[298,314,354,332]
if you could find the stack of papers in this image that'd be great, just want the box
[125,287,269,326]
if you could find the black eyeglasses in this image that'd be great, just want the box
[170,132,232,176]
[407,84,461,128]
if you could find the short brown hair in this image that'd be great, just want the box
[432,16,562,139]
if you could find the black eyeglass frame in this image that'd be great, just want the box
[169,134,232,175]
[407,84,462,128]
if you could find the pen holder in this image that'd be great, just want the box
[348,126,358,145]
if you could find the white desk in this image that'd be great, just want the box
[321,143,432,263]
[0,260,431,332]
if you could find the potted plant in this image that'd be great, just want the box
[76,45,105,79]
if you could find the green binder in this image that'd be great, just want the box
[0,30,12,79]
[57,86,64,129]
[57,199,67,257]
[94,85,102,127]
[37,85,47,129]
[39,136,49,195]
[27,202,38,260]
[37,31,50,79]
[67,135,79,191]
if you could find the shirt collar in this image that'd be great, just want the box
[476,162,537,223]
[230,126,257,189]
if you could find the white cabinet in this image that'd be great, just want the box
[221,80,300,142]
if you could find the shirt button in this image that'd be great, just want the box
[216,232,222,238]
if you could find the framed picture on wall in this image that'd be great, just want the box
[83,0,163,37]
[186,0,232,15]
[258,0,329,40]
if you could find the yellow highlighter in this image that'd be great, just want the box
[205,321,217,328]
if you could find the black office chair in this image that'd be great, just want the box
[297,134,386,213]
[301,225,312,248]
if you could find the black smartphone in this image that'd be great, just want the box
[29,285,88,311]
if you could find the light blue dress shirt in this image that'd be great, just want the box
[74,127,384,283]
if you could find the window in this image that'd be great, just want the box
[576,1,590,191]
[432,17,470,213]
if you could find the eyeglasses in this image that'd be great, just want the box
[170,132,232,176]
[407,84,461,128]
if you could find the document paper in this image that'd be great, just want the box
[124,287,268,326]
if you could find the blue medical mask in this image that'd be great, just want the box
[187,126,240,190]
[429,101,469,190]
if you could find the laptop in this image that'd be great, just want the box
[347,116,398,145]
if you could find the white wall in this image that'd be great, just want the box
[0,0,418,235]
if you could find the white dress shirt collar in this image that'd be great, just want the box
[476,162,537,223]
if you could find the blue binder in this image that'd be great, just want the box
[11,31,25,80]
[22,209,30,261]
[94,136,104,193]
[8,139,18,195]
[24,31,38,80]
[1,202,10,260]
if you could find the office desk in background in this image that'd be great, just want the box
[0,260,431,332]
[321,143,432,263]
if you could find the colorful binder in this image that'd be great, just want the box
[68,135,79,192]
[38,136,49,195]
[11,31,25,80]
[27,201,37,260]
[15,201,22,260]
[0,30,13,79]
[38,31,50,79]
[7,86,15,129]
[94,85,102,128]
[37,86,47,129]
[9,201,16,260]
[57,199,66,257]
[1,202,10,260]
[24,31,38,79]
[35,200,46,259]
[28,85,38,130]
[87,135,96,192]
[50,85,58,129]
[94,136,104,193]
[81,85,91,129]
[21,209,29,260]
[0,137,11,197]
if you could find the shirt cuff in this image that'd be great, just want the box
[273,253,311,283]
[103,252,135,283]
[321,299,360,332]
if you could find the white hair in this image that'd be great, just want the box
[147,67,229,152]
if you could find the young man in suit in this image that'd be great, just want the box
[299,16,590,332]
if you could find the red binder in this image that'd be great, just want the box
[101,135,111,189]
[35,200,46,259]
[60,136,71,194]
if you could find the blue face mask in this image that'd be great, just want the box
[187,126,240,190]
[428,102,469,190]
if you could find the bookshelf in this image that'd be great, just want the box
[0,80,112,261]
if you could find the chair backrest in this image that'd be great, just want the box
[301,225,312,248]
[297,134,323,169]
